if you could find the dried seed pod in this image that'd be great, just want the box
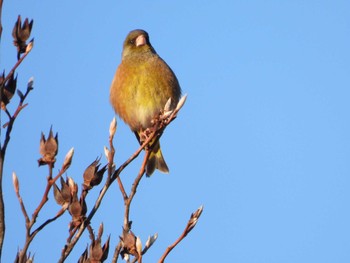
[53,177,71,208]
[38,127,58,167]
[90,224,110,262]
[12,15,34,60]
[83,157,107,191]
[119,229,139,259]
[1,73,17,110]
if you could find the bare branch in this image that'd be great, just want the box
[2,80,34,152]
[3,40,34,85]
[16,161,72,263]
[12,172,30,225]
[0,0,3,40]
[112,241,122,263]
[59,97,186,262]
[123,150,150,231]
[158,206,203,263]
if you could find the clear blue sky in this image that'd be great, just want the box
[1,0,350,262]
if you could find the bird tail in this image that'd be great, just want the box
[146,141,169,176]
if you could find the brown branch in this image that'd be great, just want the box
[32,207,67,237]
[0,9,33,257]
[58,137,148,263]
[123,150,149,231]
[13,173,30,225]
[59,124,159,262]
[158,206,203,263]
[3,41,34,85]
[16,164,69,263]
[31,164,64,221]
[0,0,4,254]
[111,241,122,263]
[59,96,187,262]
[0,77,33,259]
[2,84,33,153]
[0,0,3,41]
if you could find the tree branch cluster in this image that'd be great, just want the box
[0,9,203,263]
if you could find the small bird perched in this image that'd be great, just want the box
[110,29,181,176]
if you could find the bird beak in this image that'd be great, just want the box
[135,35,146,47]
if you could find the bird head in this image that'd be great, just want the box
[121,29,156,58]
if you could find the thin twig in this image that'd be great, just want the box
[123,150,150,231]
[13,177,30,225]
[1,84,33,153]
[17,165,70,263]
[0,1,4,256]
[112,241,122,263]
[58,138,147,262]
[31,207,67,236]
[0,15,33,258]
[31,165,65,222]
[0,0,3,40]
[59,125,159,262]
[3,45,33,84]
[158,206,203,263]
[59,97,186,262]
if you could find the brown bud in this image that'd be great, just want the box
[12,15,34,60]
[90,225,110,262]
[14,251,34,263]
[53,177,71,208]
[79,224,110,262]
[119,229,138,259]
[38,127,58,167]
[78,247,89,263]
[83,157,107,191]
[1,73,17,110]
[69,196,85,229]
[187,205,204,233]
[68,182,87,229]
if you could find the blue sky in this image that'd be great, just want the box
[1,0,350,262]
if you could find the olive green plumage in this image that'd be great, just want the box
[110,29,181,176]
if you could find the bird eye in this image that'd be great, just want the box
[129,39,135,45]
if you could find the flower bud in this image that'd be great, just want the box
[12,172,19,194]
[145,233,158,249]
[164,97,172,112]
[25,39,34,53]
[62,147,74,170]
[136,236,142,257]
[109,117,117,138]
[175,94,187,112]
[187,205,203,232]
[104,146,110,162]
[27,77,34,90]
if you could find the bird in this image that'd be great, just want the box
[110,29,181,176]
